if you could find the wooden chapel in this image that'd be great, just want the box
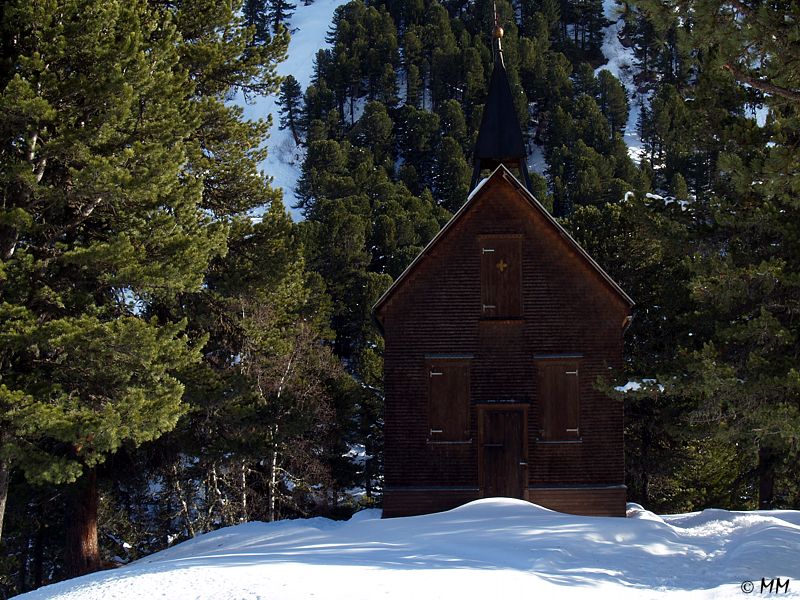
[373,17,634,518]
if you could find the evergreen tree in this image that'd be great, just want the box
[461,46,485,115]
[160,204,349,527]
[0,0,210,572]
[630,10,659,87]
[302,80,335,132]
[636,0,800,104]
[630,0,800,508]
[266,0,297,35]
[278,75,304,144]
[395,105,441,192]
[424,2,460,109]
[348,102,395,173]
[244,0,271,45]
[433,136,471,212]
[437,99,469,151]
[597,70,629,135]
[403,27,425,107]
[0,0,289,578]
[573,62,598,97]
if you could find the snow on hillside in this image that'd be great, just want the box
[237,0,348,219]
[245,0,654,216]
[18,499,800,599]
[597,0,647,163]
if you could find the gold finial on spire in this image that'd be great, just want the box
[492,2,504,65]
[492,2,504,39]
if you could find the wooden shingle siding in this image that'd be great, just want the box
[527,486,627,517]
[382,488,480,518]
[377,167,632,518]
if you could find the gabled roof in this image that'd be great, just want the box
[372,165,634,323]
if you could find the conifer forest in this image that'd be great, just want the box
[1,0,799,595]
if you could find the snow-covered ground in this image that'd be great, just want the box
[18,499,800,599]
[237,0,348,219]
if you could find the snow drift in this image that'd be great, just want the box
[17,499,800,599]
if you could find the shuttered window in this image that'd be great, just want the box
[538,361,580,441]
[480,235,522,318]
[428,360,470,442]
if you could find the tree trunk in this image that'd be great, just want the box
[18,514,31,592]
[241,460,248,522]
[757,444,776,510]
[269,438,279,522]
[64,467,101,577]
[33,511,45,590]
[0,455,9,542]
[641,419,652,507]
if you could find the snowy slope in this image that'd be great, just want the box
[18,499,800,599]
[596,0,647,163]
[237,0,348,219]
[248,0,653,215]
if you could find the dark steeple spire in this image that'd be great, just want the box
[470,4,533,192]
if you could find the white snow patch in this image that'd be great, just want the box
[18,499,800,600]
[646,192,693,210]
[627,503,667,524]
[342,443,369,466]
[526,142,547,176]
[751,104,770,128]
[467,177,490,200]
[616,378,665,393]
[596,0,649,164]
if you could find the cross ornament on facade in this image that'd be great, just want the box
[496,259,508,272]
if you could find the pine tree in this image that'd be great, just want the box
[163,204,348,526]
[631,0,800,508]
[433,136,471,212]
[461,46,485,115]
[597,70,629,135]
[437,99,468,151]
[0,0,289,576]
[0,0,208,571]
[424,3,459,109]
[244,0,271,45]
[348,102,395,173]
[278,75,304,144]
[403,27,425,107]
[395,105,441,191]
[266,0,297,35]
[630,10,659,87]
[405,64,423,107]
[636,0,800,104]
[573,62,598,97]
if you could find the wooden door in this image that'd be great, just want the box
[480,407,526,498]
[538,361,580,441]
[480,236,522,318]
[428,359,470,442]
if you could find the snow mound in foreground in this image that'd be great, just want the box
[18,499,800,600]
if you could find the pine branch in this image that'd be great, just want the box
[723,63,800,103]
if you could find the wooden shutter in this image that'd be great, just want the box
[538,361,580,441]
[480,236,522,318]
[428,360,470,441]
